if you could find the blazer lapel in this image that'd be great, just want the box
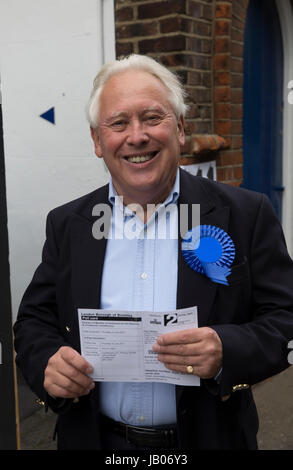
[70,184,110,311]
[70,214,107,309]
[177,169,230,327]
[176,169,230,405]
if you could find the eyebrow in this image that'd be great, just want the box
[104,106,168,123]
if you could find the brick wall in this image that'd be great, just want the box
[214,0,249,185]
[114,0,250,186]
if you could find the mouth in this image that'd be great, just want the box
[124,151,159,164]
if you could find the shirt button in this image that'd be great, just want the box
[140,272,147,280]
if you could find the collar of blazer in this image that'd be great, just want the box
[69,168,231,328]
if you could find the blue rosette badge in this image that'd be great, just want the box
[182,225,235,286]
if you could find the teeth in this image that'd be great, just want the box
[126,154,154,163]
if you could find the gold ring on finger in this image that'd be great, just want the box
[186,365,194,374]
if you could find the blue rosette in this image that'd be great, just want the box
[182,225,235,285]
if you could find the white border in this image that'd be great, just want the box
[276,0,293,255]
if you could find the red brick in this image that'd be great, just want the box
[214,86,231,102]
[202,72,212,87]
[227,181,242,187]
[220,151,242,165]
[116,22,158,39]
[231,42,243,58]
[187,1,202,18]
[186,120,212,134]
[231,88,243,103]
[202,4,213,20]
[192,55,211,70]
[201,38,212,54]
[116,42,134,57]
[160,17,192,34]
[215,37,231,54]
[215,120,231,135]
[231,57,243,73]
[186,37,202,53]
[215,71,231,86]
[231,26,244,42]
[232,1,247,22]
[233,165,243,179]
[216,3,232,18]
[187,71,202,86]
[214,54,231,70]
[159,53,193,68]
[138,0,186,19]
[193,20,212,36]
[185,103,200,119]
[217,167,226,181]
[139,35,186,54]
[198,105,212,119]
[232,17,245,31]
[231,135,243,149]
[215,102,231,119]
[186,87,212,103]
[115,6,134,22]
[231,104,243,119]
[215,19,231,36]
[231,120,242,134]
[231,73,243,87]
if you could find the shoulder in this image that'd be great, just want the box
[46,184,109,240]
[48,183,109,220]
[180,167,266,213]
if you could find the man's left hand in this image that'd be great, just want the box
[153,327,223,379]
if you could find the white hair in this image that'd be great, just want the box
[86,54,188,128]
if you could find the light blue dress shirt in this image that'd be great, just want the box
[99,169,180,426]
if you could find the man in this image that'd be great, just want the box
[14,54,293,450]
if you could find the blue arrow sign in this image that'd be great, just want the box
[40,107,55,124]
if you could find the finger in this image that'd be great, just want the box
[157,353,199,366]
[44,370,95,398]
[162,362,199,376]
[161,362,213,379]
[46,382,92,400]
[59,346,93,375]
[156,328,202,346]
[153,342,201,356]
[53,360,95,390]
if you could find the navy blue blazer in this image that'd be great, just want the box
[14,168,293,449]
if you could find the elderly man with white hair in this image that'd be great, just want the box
[14,54,293,450]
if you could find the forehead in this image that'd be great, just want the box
[99,70,172,117]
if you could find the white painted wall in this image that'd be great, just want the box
[0,0,115,319]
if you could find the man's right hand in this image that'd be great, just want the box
[44,346,95,399]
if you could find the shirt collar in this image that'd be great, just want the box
[108,167,180,208]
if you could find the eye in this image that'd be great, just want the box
[110,120,127,130]
[145,114,162,125]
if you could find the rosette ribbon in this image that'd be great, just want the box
[182,225,235,286]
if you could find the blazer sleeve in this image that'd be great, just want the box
[13,210,70,405]
[212,194,293,397]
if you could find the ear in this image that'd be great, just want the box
[90,127,103,158]
[177,115,185,147]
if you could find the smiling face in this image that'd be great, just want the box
[90,70,185,207]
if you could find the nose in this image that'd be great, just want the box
[126,120,149,146]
